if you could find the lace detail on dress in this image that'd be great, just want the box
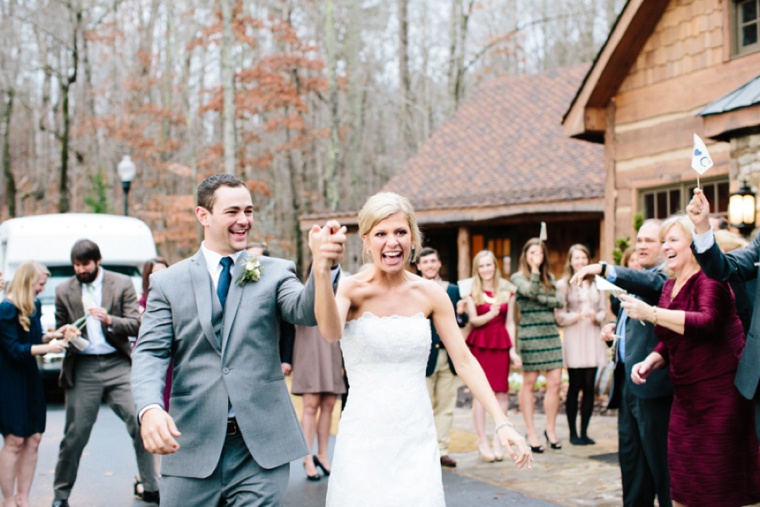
[326,313,445,507]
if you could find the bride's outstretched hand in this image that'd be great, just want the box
[497,426,533,469]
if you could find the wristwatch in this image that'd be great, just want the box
[599,261,608,278]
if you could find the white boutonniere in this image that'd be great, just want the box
[237,256,263,286]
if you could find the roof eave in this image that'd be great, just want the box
[562,0,670,138]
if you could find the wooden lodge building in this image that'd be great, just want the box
[301,66,606,280]
[564,0,760,259]
[301,0,760,278]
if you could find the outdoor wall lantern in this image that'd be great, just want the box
[117,155,137,216]
[728,180,756,235]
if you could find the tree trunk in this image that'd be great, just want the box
[345,0,363,208]
[2,87,15,217]
[221,0,236,175]
[58,7,81,214]
[397,0,413,158]
[325,0,339,211]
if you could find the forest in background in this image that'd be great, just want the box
[0,0,624,264]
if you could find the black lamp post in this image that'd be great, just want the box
[117,155,136,216]
[728,180,756,235]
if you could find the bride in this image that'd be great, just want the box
[316,192,532,506]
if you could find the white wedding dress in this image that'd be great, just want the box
[326,312,445,507]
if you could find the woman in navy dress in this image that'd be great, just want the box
[0,261,69,507]
[623,215,760,507]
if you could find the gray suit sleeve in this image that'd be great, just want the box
[276,262,318,327]
[131,276,173,413]
[613,266,667,305]
[694,236,760,283]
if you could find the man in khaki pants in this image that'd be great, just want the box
[416,247,468,467]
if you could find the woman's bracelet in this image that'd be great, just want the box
[652,306,657,326]
[494,420,513,433]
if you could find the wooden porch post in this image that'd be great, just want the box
[457,226,470,280]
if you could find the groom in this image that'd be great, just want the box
[131,173,345,506]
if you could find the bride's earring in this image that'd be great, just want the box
[409,245,416,264]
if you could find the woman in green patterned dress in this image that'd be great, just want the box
[510,238,564,453]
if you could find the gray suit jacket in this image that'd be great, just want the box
[612,266,673,400]
[694,238,760,400]
[131,250,317,477]
[55,270,140,389]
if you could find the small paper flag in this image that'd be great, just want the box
[691,133,714,175]
[595,275,627,297]
[457,278,474,298]
[539,222,547,242]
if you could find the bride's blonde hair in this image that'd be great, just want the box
[358,192,423,264]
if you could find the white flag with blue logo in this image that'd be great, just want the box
[691,133,714,175]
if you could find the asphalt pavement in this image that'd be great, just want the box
[27,402,621,506]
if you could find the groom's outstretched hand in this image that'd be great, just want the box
[309,220,347,271]
[140,407,181,455]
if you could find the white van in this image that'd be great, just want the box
[0,213,158,390]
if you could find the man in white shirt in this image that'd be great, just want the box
[52,239,157,507]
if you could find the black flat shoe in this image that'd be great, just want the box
[303,462,321,481]
[313,455,331,476]
[570,435,587,446]
[582,435,596,445]
[544,430,562,450]
[526,434,545,453]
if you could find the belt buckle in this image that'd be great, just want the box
[226,419,238,436]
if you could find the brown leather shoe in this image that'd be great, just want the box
[440,455,457,467]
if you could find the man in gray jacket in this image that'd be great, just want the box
[132,174,344,506]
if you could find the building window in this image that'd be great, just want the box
[641,179,729,220]
[735,0,760,55]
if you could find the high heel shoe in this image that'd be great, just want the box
[526,434,545,453]
[478,442,496,462]
[303,462,321,481]
[492,437,504,461]
[133,476,144,499]
[544,430,562,450]
[313,455,331,476]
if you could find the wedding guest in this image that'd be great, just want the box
[291,321,345,481]
[555,244,607,446]
[325,192,530,506]
[0,262,68,507]
[510,238,563,453]
[571,220,672,507]
[624,214,760,507]
[465,250,521,462]
[246,241,269,257]
[52,239,158,506]
[416,247,469,468]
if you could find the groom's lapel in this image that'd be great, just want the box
[222,251,250,347]
[189,251,221,354]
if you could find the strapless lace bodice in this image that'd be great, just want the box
[326,313,445,507]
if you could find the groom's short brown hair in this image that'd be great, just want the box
[197,174,246,212]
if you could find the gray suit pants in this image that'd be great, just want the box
[53,354,158,499]
[160,432,289,507]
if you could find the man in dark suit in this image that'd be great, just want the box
[688,188,760,440]
[52,239,158,506]
[131,174,344,506]
[416,247,468,468]
[571,220,672,507]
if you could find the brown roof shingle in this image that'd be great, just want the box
[384,65,605,212]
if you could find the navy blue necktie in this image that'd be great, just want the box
[217,257,233,309]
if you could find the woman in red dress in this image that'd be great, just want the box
[465,250,522,462]
[623,214,760,507]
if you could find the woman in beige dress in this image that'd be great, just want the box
[555,244,607,445]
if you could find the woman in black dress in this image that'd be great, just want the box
[0,261,69,507]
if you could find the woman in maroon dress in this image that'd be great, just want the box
[622,214,760,507]
[465,250,522,462]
